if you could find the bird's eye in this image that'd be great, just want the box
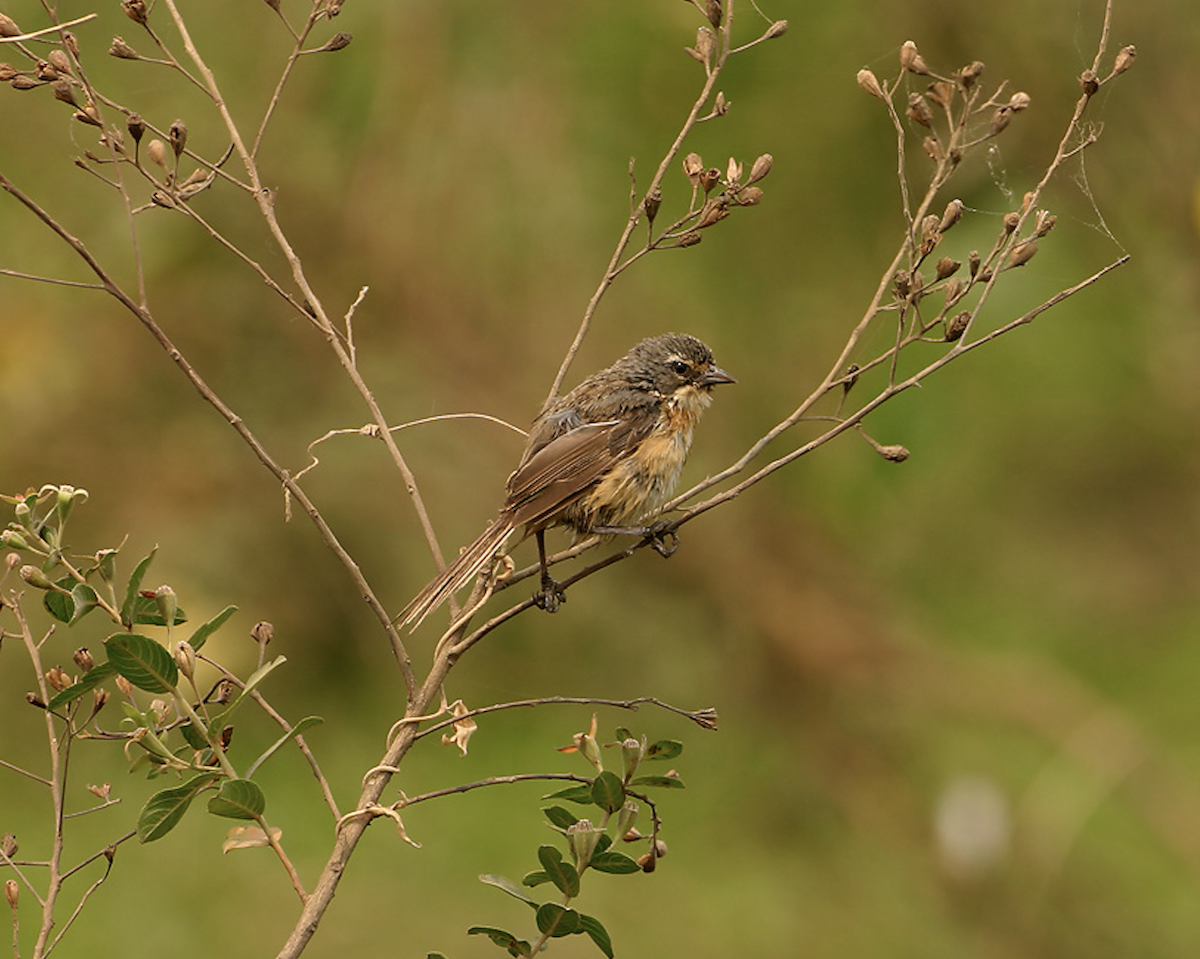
[669,360,690,376]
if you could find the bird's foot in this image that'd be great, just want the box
[644,520,679,557]
[534,575,566,613]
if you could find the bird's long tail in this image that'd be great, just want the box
[397,516,515,631]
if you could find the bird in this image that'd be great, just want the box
[397,332,735,630]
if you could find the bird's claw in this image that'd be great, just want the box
[645,521,679,558]
[534,578,566,613]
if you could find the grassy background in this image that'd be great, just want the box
[2,0,1199,956]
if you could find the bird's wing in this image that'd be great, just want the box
[504,415,650,530]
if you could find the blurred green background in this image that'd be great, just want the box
[2,0,1199,956]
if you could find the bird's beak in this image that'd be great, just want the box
[700,364,736,387]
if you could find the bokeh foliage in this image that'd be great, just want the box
[2,1,1199,957]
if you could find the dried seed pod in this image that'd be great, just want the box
[51,79,78,107]
[726,156,743,185]
[696,196,729,228]
[922,136,943,162]
[905,92,933,128]
[1112,44,1136,76]
[1079,69,1099,96]
[746,153,773,185]
[250,621,274,645]
[109,36,139,60]
[943,277,963,304]
[10,76,42,91]
[45,666,71,692]
[939,198,964,233]
[146,138,167,168]
[643,187,662,224]
[899,40,929,75]
[968,250,981,277]
[705,0,722,28]
[764,20,788,39]
[736,186,764,206]
[856,68,886,102]
[36,60,58,81]
[168,118,188,156]
[877,444,910,463]
[842,364,860,394]
[893,269,911,298]
[1006,238,1038,268]
[695,26,716,63]
[919,214,941,255]
[958,61,985,89]
[675,231,702,248]
[1002,211,1020,234]
[1034,210,1057,238]
[73,647,95,672]
[700,167,721,193]
[122,0,148,25]
[48,50,72,74]
[0,63,17,82]
[926,80,954,108]
[682,152,704,185]
[314,31,353,53]
[127,113,146,144]
[945,311,970,341]
[935,256,961,280]
[989,106,1012,135]
[713,90,730,115]
[0,14,21,38]
[1008,91,1031,112]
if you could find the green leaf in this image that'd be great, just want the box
[68,582,100,624]
[535,903,581,938]
[542,805,579,830]
[537,845,580,897]
[206,778,266,820]
[104,632,178,693]
[46,662,117,710]
[179,720,209,751]
[645,739,684,761]
[588,850,640,874]
[590,770,625,813]
[137,773,221,842]
[120,548,157,629]
[613,726,634,741]
[521,870,551,888]
[188,604,238,652]
[628,774,685,790]
[467,927,531,957]
[128,592,188,627]
[579,913,615,958]
[427,954,449,959]
[543,784,593,805]
[42,578,74,624]
[244,715,323,779]
[479,874,539,907]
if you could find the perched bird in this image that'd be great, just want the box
[398,332,735,630]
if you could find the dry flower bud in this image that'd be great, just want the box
[926,80,954,108]
[856,68,886,101]
[0,14,20,37]
[74,104,102,127]
[905,93,933,128]
[700,167,721,194]
[726,156,743,184]
[736,185,764,206]
[922,136,943,162]
[958,61,985,89]
[1112,44,1136,76]
[73,647,95,672]
[713,90,730,115]
[939,198,964,233]
[51,79,77,107]
[899,40,929,75]
[127,114,145,144]
[1079,69,1099,96]
[88,782,112,800]
[765,20,788,39]
[1002,211,1020,235]
[168,119,188,157]
[705,0,722,28]
[682,152,704,184]
[1008,91,1031,112]
[1006,238,1038,269]
[654,838,669,858]
[115,675,134,697]
[746,153,773,185]
[4,879,16,909]
[36,60,58,82]
[1034,210,1057,237]
[943,277,963,303]
[109,36,140,59]
[0,63,17,82]
[1,834,16,858]
[146,138,167,168]
[643,188,662,224]
[122,0,148,24]
[315,31,353,53]
[48,50,72,75]
[842,364,860,394]
[250,620,274,645]
[675,231,702,248]
[63,32,79,57]
[45,666,71,692]
[326,0,344,15]
[893,269,911,299]
[935,256,961,280]
[945,311,970,341]
[696,196,729,228]
[968,250,981,277]
[877,443,910,462]
[920,214,941,254]
[695,26,716,63]
[989,106,1012,136]
[10,76,42,91]
[92,689,109,713]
